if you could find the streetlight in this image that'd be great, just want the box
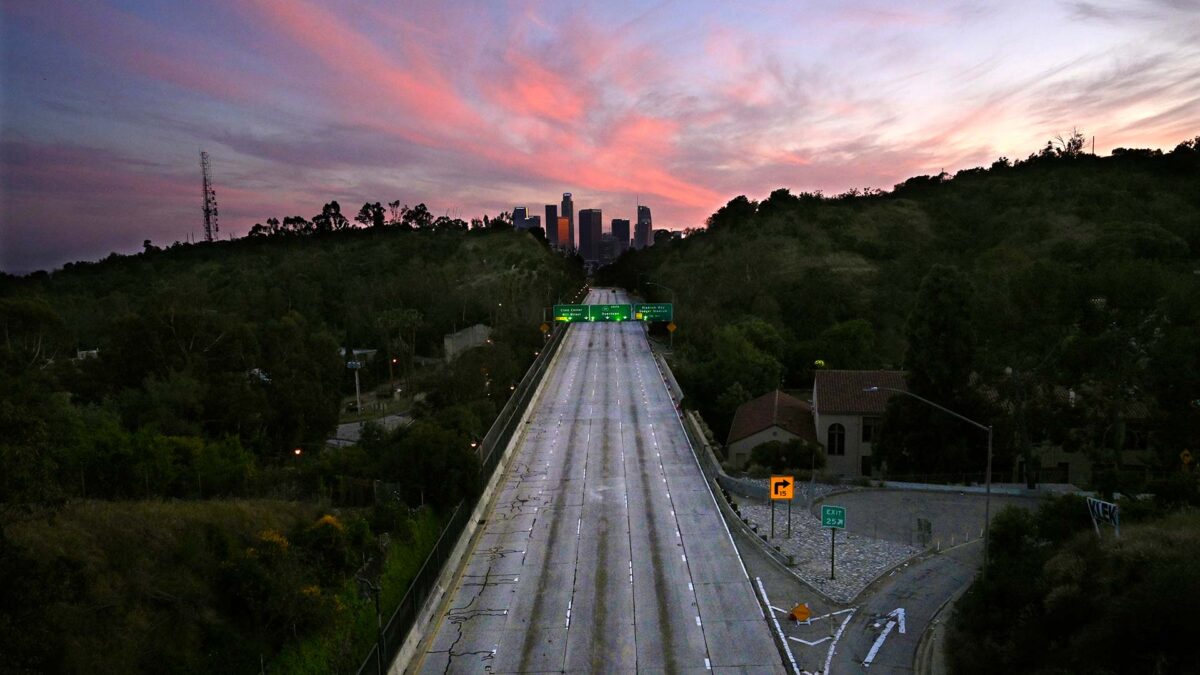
[863,385,994,576]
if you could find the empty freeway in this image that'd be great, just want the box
[416,288,782,674]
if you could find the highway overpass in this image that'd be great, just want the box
[416,287,782,673]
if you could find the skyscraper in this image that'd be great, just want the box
[544,204,558,246]
[513,206,528,230]
[578,208,602,261]
[611,218,630,254]
[557,216,570,248]
[635,204,653,248]
[561,193,575,250]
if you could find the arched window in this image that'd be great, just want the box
[828,423,845,456]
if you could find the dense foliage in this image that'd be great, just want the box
[0,220,582,672]
[1,500,445,674]
[946,495,1200,674]
[0,224,582,503]
[602,137,1200,490]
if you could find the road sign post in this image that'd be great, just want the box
[770,476,793,539]
[821,505,846,580]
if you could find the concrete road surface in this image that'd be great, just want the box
[416,288,783,674]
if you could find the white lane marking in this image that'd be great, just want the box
[755,577,800,675]
[789,635,832,646]
[695,615,702,626]
[681,554,687,562]
[688,582,693,591]
[862,618,896,668]
[770,605,787,614]
[705,657,711,670]
[824,608,856,675]
[802,608,856,623]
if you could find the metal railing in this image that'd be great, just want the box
[355,323,569,675]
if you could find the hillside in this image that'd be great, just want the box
[0,223,582,672]
[945,499,1200,674]
[601,138,1200,490]
[1,225,583,503]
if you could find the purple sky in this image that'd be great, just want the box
[1,0,1197,273]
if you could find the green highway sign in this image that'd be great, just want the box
[553,304,589,322]
[634,303,674,321]
[552,304,634,322]
[821,505,846,529]
[591,304,632,322]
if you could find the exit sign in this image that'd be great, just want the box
[553,304,588,322]
[821,505,846,529]
[552,304,633,322]
[634,303,673,321]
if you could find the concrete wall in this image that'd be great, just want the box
[442,324,492,362]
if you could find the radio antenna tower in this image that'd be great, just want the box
[200,150,219,242]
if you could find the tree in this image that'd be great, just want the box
[312,201,350,232]
[401,203,433,230]
[874,265,983,477]
[903,265,977,400]
[355,202,385,229]
[387,200,403,225]
[749,438,825,473]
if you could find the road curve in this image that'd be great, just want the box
[416,287,782,674]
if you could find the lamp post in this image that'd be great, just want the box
[864,385,994,576]
[645,281,676,350]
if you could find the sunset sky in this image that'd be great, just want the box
[1,0,1197,273]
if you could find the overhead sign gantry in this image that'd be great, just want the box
[553,303,673,323]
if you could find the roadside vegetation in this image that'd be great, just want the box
[0,219,582,673]
[946,496,1200,674]
[602,134,1200,494]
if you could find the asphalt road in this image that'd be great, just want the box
[417,288,782,674]
[828,542,979,674]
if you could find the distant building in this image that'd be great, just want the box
[513,206,528,230]
[726,390,819,469]
[545,204,559,246]
[525,215,541,231]
[813,370,906,478]
[578,208,602,261]
[561,193,575,250]
[611,218,630,254]
[557,216,570,249]
[635,205,653,248]
[443,324,493,362]
[599,232,617,263]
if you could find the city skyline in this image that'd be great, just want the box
[2,1,1198,272]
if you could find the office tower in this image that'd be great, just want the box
[611,218,631,254]
[545,204,558,246]
[561,193,574,250]
[525,215,541,231]
[599,233,617,263]
[635,204,652,248]
[513,206,528,230]
[578,208,602,261]
[557,217,570,248]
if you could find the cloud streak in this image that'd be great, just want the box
[1,0,1197,272]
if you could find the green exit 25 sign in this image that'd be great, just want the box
[821,505,846,529]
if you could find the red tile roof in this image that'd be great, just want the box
[727,390,818,445]
[814,370,907,415]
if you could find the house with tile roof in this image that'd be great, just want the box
[813,370,907,478]
[725,390,819,469]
